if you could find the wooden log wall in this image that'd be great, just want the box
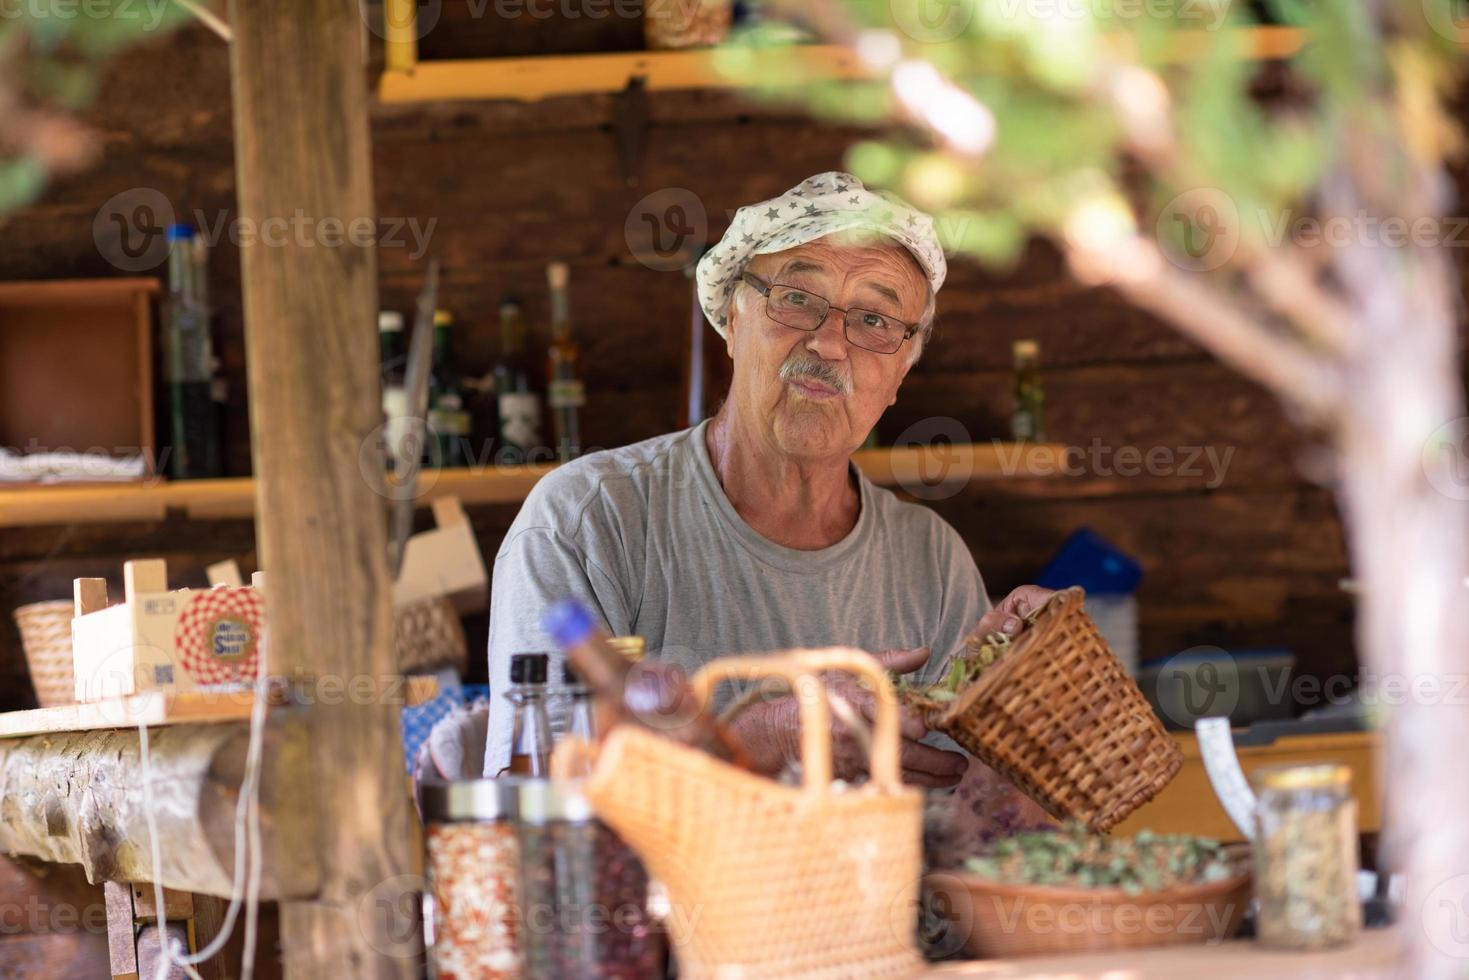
[1,16,1421,710]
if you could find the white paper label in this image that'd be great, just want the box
[548,380,585,409]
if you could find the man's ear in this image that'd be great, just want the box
[889,357,914,406]
[722,305,738,358]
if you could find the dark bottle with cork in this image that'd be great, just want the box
[501,653,553,777]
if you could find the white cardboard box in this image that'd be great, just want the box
[71,559,266,699]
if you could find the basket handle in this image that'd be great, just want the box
[688,648,902,794]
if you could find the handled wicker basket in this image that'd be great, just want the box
[919,587,1182,832]
[560,648,925,980]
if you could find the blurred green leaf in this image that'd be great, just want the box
[0,157,48,213]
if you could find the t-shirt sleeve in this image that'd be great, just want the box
[918,521,992,686]
[482,524,633,776]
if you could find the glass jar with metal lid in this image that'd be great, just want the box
[419,779,522,979]
[1250,763,1361,950]
[507,777,663,979]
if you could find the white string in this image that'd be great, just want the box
[175,675,268,969]
[139,721,203,980]
[171,0,233,42]
[241,681,266,980]
[138,666,268,978]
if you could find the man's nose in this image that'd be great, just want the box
[803,308,849,360]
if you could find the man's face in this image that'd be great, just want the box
[725,236,928,460]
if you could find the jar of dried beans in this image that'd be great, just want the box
[1251,763,1362,951]
[509,779,664,979]
[421,780,522,979]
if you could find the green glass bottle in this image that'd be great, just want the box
[1009,339,1044,442]
[427,309,470,468]
[494,300,543,465]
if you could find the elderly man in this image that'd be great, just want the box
[484,172,1051,797]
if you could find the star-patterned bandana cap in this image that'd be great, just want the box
[696,171,947,338]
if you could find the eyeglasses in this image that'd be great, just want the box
[740,272,919,355]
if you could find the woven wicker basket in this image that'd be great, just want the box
[564,648,925,980]
[13,599,75,707]
[922,587,1182,832]
[395,595,467,674]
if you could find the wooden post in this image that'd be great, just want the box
[225,0,419,976]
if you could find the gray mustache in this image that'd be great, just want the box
[778,354,851,395]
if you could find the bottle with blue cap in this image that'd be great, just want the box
[541,599,748,766]
[163,223,221,478]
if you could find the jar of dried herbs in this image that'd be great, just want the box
[1250,763,1361,951]
[510,779,663,979]
[420,780,522,979]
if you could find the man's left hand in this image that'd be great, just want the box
[973,585,1056,640]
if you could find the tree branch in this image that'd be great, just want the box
[1067,237,1345,421]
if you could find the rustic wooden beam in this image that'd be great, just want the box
[226,0,420,976]
[0,722,317,900]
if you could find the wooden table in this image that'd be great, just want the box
[926,927,1401,977]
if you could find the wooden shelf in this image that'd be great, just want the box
[379,44,868,103]
[376,28,1308,104]
[0,676,440,739]
[0,442,1060,528]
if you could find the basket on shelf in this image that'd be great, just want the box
[558,648,924,980]
[395,595,467,675]
[916,586,1182,832]
[13,599,75,707]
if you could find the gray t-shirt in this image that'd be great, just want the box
[483,421,989,774]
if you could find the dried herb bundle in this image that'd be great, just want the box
[963,822,1237,895]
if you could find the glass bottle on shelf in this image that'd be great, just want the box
[494,299,544,467]
[545,262,584,462]
[196,234,229,464]
[501,653,553,778]
[428,309,470,469]
[163,223,222,479]
[1009,339,1044,442]
[378,310,408,475]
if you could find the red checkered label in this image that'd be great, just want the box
[173,588,264,686]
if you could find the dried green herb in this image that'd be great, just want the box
[897,593,1054,711]
[962,822,1236,893]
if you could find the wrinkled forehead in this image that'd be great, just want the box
[748,233,928,307]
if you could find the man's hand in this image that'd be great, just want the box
[972,585,1056,641]
[727,647,968,789]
